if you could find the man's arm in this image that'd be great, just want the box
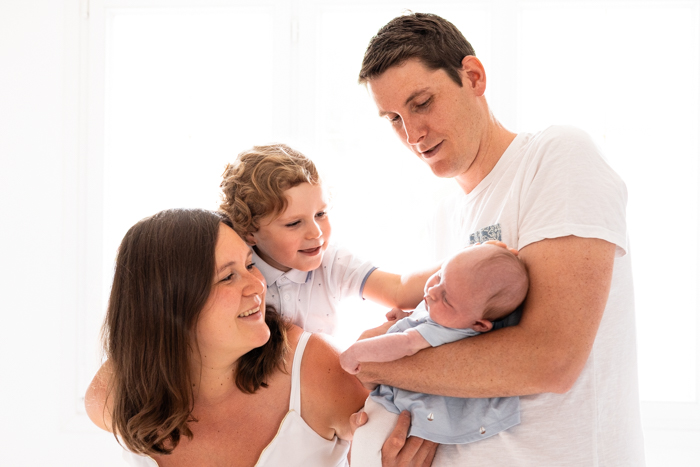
[362,265,440,310]
[356,236,615,397]
[340,329,430,374]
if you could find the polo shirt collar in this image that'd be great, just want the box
[251,248,310,285]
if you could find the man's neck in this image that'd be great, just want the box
[456,118,517,194]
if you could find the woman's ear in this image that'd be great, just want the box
[471,319,493,333]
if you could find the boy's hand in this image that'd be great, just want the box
[386,307,412,321]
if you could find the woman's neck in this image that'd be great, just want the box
[190,354,242,406]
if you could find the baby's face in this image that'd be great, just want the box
[423,249,486,329]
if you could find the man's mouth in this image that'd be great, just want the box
[420,141,443,158]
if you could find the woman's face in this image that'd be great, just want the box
[195,224,269,362]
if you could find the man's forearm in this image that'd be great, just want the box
[357,236,616,398]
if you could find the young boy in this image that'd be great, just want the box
[219,143,437,336]
[342,244,528,465]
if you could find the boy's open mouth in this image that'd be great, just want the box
[299,246,322,255]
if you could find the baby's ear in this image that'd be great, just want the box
[472,319,493,333]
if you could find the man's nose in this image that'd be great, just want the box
[403,116,426,146]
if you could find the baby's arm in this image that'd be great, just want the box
[363,265,440,310]
[339,329,430,374]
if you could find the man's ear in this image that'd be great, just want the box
[472,319,493,333]
[245,232,256,245]
[460,55,486,96]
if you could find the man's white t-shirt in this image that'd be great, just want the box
[426,126,645,465]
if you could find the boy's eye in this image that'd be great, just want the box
[315,211,327,218]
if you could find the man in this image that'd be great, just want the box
[354,12,645,466]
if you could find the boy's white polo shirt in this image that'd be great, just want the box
[252,244,376,335]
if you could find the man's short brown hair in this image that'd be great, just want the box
[359,12,476,87]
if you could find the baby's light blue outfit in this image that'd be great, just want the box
[370,301,520,444]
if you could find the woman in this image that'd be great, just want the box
[85,208,368,466]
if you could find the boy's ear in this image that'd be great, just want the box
[245,232,256,245]
[472,319,493,333]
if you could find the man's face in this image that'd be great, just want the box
[366,58,485,181]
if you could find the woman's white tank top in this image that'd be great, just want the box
[121,331,350,467]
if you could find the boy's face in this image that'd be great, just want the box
[423,247,491,331]
[246,182,331,272]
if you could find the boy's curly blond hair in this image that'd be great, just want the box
[220,144,320,239]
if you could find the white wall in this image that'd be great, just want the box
[0,1,122,464]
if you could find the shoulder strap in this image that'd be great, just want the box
[289,331,311,412]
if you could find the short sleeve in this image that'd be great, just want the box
[517,126,628,256]
[322,244,376,301]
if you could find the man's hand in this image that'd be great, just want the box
[382,411,437,467]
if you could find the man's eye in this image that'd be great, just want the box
[389,114,401,124]
[415,98,431,109]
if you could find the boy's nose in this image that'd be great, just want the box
[306,221,322,239]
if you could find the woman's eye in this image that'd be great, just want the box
[246,262,256,271]
[285,220,300,227]
[222,273,234,282]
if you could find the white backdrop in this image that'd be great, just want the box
[0,1,698,465]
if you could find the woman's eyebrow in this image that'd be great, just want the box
[217,261,235,274]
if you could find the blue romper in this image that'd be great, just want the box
[370,302,521,444]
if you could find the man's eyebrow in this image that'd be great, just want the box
[377,88,431,117]
[404,87,430,106]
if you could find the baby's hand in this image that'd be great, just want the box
[386,308,412,321]
[339,349,361,375]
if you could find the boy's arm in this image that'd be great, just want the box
[339,329,430,374]
[362,265,440,310]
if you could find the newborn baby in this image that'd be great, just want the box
[342,244,528,464]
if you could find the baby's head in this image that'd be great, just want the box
[423,244,529,332]
[220,144,330,272]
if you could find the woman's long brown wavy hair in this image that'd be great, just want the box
[102,208,288,456]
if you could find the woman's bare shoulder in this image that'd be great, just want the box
[300,333,369,440]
